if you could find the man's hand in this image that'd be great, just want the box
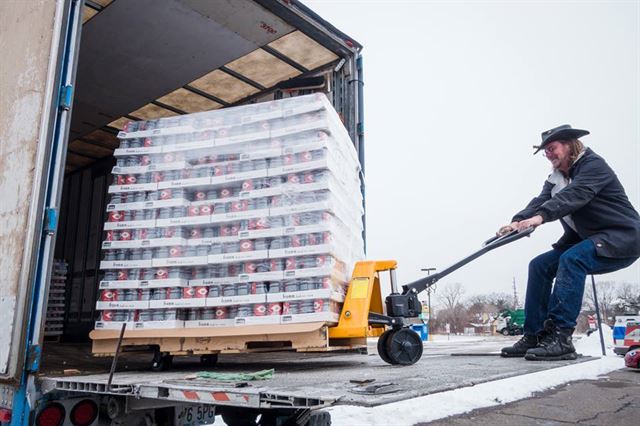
[497,222,519,236]
[516,215,543,231]
[497,216,543,236]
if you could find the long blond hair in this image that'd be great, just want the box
[565,138,585,166]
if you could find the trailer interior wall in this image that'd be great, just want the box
[0,0,68,381]
[54,0,363,342]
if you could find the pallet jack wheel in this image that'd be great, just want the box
[377,329,396,365]
[151,352,173,372]
[385,328,423,365]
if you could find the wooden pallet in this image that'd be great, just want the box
[90,322,366,356]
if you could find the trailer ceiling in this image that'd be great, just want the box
[67,0,360,173]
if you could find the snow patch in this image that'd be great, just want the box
[326,356,623,425]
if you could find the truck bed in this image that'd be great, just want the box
[39,337,593,409]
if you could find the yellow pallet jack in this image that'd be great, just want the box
[329,228,533,365]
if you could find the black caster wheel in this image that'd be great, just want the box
[385,328,423,365]
[151,352,173,372]
[200,353,218,367]
[377,329,396,365]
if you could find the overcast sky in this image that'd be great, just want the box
[305,0,640,303]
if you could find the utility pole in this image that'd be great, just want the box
[421,268,436,325]
[512,277,519,309]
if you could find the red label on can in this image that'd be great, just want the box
[285,257,297,270]
[303,172,315,183]
[229,224,240,235]
[106,230,115,241]
[283,155,295,165]
[200,205,212,215]
[316,256,326,267]
[182,287,195,299]
[313,299,324,312]
[195,287,208,298]
[220,226,231,237]
[282,302,292,315]
[108,211,123,222]
[253,303,267,316]
[100,290,118,301]
[119,230,132,241]
[213,166,225,176]
[239,240,254,252]
[299,151,313,162]
[190,228,202,239]
[140,155,151,166]
[270,259,283,271]
[195,191,206,200]
[291,235,302,247]
[156,268,169,279]
[220,188,231,198]
[117,270,128,280]
[163,153,175,163]
[287,174,300,184]
[231,200,247,212]
[244,262,257,273]
[215,307,228,319]
[153,172,164,183]
[160,189,172,200]
[188,206,200,216]
[101,310,114,321]
[268,303,282,316]
[125,175,137,184]
[169,246,182,257]
[241,180,253,191]
[143,137,153,147]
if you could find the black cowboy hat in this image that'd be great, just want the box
[533,124,590,154]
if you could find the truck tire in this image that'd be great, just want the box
[501,328,510,336]
[306,410,331,426]
[220,407,259,426]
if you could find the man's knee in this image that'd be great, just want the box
[558,250,588,269]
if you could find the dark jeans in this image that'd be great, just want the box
[524,239,638,334]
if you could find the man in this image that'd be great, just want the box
[499,124,640,361]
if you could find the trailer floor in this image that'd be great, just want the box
[40,336,595,407]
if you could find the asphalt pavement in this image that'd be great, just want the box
[422,368,640,425]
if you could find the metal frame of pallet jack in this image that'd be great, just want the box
[368,228,534,328]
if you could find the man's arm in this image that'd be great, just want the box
[511,180,553,222]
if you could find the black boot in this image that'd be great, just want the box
[500,334,539,357]
[525,320,577,361]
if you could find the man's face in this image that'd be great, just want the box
[543,140,571,169]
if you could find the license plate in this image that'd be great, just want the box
[175,404,216,426]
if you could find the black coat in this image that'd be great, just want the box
[512,148,640,258]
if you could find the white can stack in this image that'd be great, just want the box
[95,94,364,331]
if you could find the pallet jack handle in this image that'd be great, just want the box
[402,227,534,296]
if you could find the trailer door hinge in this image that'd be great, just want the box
[26,345,41,373]
[59,85,74,110]
[44,207,57,236]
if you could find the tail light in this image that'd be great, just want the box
[0,408,11,423]
[35,403,65,426]
[70,399,98,426]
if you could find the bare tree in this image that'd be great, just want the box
[438,282,465,311]
[583,280,618,324]
[615,281,640,312]
[436,283,466,333]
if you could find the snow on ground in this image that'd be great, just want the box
[428,334,486,343]
[327,329,623,426]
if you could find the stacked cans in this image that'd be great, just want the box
[96,94,364,331]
